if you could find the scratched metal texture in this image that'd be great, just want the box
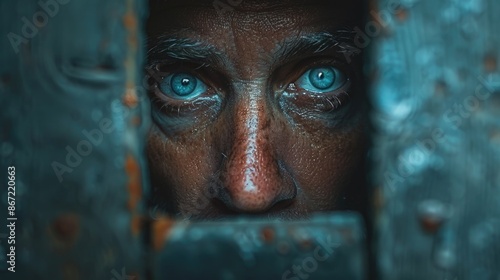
[370,0,500,279]
[153,213,367,280]
[0,0,149,279]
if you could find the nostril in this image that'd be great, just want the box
[268,195,296,212]
[212,184,297,214]
[212,186,234,209]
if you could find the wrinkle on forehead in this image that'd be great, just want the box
[152,0,362,10]
[148,0,363,41]
[148,0,364,79]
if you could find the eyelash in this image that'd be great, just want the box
[282,80,352,113]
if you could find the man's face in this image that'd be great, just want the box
[146,0,367,220]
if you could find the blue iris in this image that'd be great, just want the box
[296,66,346,93]
[159,73,207,99]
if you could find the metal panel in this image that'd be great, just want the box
[153,213,367,280]
[1,0,499,279]
[0,0,149,279]
[370,0,500,279]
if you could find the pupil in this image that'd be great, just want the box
[309,67,335,90]
[170,73,197,96]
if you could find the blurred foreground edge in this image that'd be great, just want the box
[152,213,367,280]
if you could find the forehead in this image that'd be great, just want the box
[147,0,365,79]
[148,0,365,35]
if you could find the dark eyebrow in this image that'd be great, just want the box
[147,30,359,69]
[272,29,359,66]
[147,35,225,66]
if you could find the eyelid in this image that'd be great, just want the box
[281,78,352,114]
[295,59,349,79]
[272,56,350,90]
[285,77,351,98]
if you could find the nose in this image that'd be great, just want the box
[218,94,296,213]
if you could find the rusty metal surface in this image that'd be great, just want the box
[370,0,500,279]
[1,0,500,279]
[0,0,149,279]
[153,213,367,280]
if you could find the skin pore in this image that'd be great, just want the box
[146,0,368,220]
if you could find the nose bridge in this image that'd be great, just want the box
[238,94,268,192]
[221,85,284,212]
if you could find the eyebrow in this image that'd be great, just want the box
[147,35,225,66]
[147,29,358,68]
[271,29,358,65]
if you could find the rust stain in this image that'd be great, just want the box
[131,116,141,126]
[152,217,176,251]
[276,241,290,255]
[123,88,139,108]
[123,0,139,110]
[260,227,275,243]
[484,54,497,73]
[298,238,313,250]
[131,214,143,237]
[128,33,138,49]
[48,213,80,252]
[123,9,138,49]
[123,81,138,108]
[123,12,137,29]
[395,7,409,22]
[125,154,142,213]
[418,216,444,234]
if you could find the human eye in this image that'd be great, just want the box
[277,62,355,127]
[147,65,224,133]
[159,72,208,100]
[294,66,347,94]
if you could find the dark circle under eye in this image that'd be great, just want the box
[169,73,198,96]
[308,67,336,90]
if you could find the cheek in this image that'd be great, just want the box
[147,129,215,204]
[282,125,366,206]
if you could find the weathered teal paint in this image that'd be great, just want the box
[370,0,500,279]
[0,0,149,278]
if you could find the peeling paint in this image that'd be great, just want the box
[48,214,80,252]
[152,217,176,252]
[125,154,142,212]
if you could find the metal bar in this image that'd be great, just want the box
[370,0,500,279]
[152,213,367,280]
[0,0,149,279]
